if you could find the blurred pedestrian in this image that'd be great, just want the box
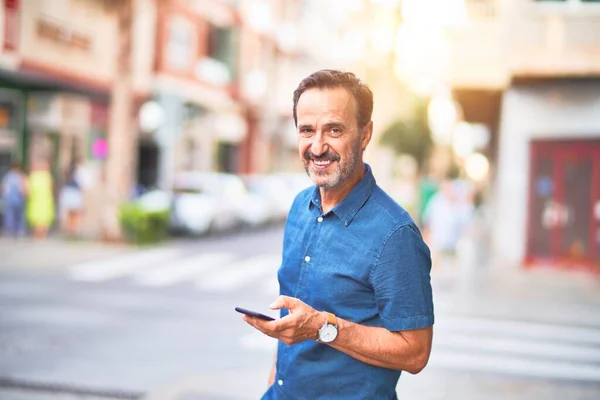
[1,162,28,238]
[242,70,434,399]
[417,175,439,229]
[423,179,475,268]
[26,160,55,240]
[60,160,84,238]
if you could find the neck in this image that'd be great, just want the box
[319,163,365,213]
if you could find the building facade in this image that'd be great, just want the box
[0,0,156,178]
[445,0,600,269]
[150,0,244,189]
[149,0,308,189]
[0,0,315,237]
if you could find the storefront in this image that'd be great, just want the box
[494,78,600,271]
[26,92,91,182]
[0,88,22,175]
[526,139,600,268]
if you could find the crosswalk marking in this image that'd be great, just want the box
[430,350,600,382]
[62,245,600,383]
[67,247,184,282]
[432,316,600,381]
[437,316,600,345]
[421,315,600,382]
[64,247,282,292]
[196,254,281,292]
[434,332,600,363]
[132,252,235,287]
[238,315,600,382]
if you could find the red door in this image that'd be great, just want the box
[526,139,600,270]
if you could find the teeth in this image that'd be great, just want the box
[314,160,331,166]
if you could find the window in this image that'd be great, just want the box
[217,142,239,174]
[206,24,238,80]
[0,102,17,131]
[166,16,194,70]
[3,0,20,51]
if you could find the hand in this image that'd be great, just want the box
[268,363,276,387]
[242,295,325,345]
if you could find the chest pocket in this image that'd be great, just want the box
[304,228,377,320]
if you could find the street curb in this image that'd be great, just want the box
[0,377,144,399]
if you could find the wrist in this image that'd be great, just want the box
[316,311,339,343]
[314,311,327,339]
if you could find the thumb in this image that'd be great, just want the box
[269,295,296,310]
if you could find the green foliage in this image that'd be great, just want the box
[378,101,433,172]
[119,202,170,245]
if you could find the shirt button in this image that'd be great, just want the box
[278,379,283,386]
[304,256,311,262]
[317,216,323,223]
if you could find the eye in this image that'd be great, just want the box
[328,127,343,137]
[299,128,314,137]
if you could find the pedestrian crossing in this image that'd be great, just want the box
[67,247,184,282]
[196,254,282,292]
[65,248,281,295]
[238,315,600,383]
[132,252,235,287]
[63,248,600,382]
[431,316,600,382]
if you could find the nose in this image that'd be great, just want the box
[310,132,328,156]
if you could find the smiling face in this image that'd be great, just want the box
[296,87,372,191]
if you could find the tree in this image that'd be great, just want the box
[101,0,135,241]
[378,101,433,173]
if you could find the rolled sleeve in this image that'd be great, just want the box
[370,223,434,331]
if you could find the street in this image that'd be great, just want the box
[1,226,600,399]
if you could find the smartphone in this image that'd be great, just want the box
[235,307,275,321]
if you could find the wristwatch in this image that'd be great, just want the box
[317,312,338,343]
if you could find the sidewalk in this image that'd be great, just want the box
[431,261,600,327]
[0,236,138,273]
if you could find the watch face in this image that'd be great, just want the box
[319,324,338,343]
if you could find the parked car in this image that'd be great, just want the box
[276,172,313,199]
[240,174,292,223]
[234,180,277,228]
[136,171,313,236]
[168,172,242,236]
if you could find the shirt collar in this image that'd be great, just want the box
[309,163,376,227]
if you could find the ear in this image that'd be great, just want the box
[360,121,373,151]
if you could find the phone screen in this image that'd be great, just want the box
[235,307,275,321]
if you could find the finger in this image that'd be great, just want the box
[244,315,278,336]
[278,330,311,345]
[242,315,255,327]
[243,316,266,332]
[270,316,295,332]
[269,295,297,310]
[242,309,303,341]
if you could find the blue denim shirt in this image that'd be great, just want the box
[262,165,434,400]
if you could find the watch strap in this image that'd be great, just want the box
[326,312,337,327]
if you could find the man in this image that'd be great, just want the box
[243,70,434,399]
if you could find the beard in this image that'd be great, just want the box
[302,138,361,189]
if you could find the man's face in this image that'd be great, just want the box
[296,87,370,189]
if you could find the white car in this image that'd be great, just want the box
[240,174,290,223]
[276,172,313,202]
[169,172,242,236]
